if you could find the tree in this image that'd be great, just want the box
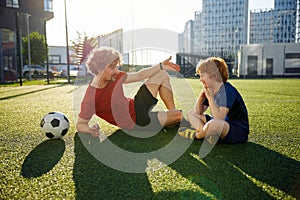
[71,32,98,64]
[22,31,47,65]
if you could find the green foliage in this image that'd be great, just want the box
[22,31,47,65]
[70,32,98,64]
[0,78,299,199]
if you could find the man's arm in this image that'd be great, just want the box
[76,117,100,137]
[124,56,180,84]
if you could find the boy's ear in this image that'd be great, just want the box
[209,72,217,80]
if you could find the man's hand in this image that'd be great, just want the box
[162,56,180,71]
[76,117,100,137]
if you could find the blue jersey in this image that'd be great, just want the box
[204,82,249,131]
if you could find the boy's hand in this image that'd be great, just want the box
[199,90,207,100]
[204,88,215,101]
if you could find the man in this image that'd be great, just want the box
[76,46,183,137]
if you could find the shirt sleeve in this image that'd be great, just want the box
[79,85,96,120]
[118,71,128,83]
[216,83,236,109]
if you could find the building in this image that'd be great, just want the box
[97,29,123,54]
[193,11,203,54]
[297,0,300,42]
[178,0,248,76]
[250,8,274,44]
[48,29,123,66]
[178,20,194,54]
[238,43,300,77]
[179,0,248,62]
[48,46,77,65]
[200,0,248,57]
[273,0,297,43]
[249,0,298,44]
[0,0,54,82]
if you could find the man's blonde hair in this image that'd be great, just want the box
[86,47,122,75]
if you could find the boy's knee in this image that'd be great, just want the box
[204,119,225,133]
[187,110,195,119]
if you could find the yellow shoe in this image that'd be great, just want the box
[178,127,197,139]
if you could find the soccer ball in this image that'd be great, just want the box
[40,112,70,139]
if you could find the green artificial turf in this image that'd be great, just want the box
[0,78,299,199]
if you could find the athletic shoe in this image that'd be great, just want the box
[178,127,198,139]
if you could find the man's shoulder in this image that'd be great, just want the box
[117,71,128,81]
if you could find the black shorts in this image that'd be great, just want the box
[133,84,161,130]
[205,114,248,144]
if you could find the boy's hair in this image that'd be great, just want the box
[86,46,122,75]
[196,57,229,83]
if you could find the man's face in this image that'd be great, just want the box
[101,59,120,82]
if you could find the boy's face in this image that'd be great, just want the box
[199,72,214,88]
[100,59,120,82]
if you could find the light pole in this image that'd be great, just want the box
[234,28,239,76]
[25,13,31,80]
[64,0,70,83]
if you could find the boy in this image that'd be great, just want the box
[178,57,249,144]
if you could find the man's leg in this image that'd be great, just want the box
[144,70,175,110]
[144,70,182,126]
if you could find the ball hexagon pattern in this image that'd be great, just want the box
[40,112,70,139]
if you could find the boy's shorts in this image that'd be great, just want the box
[133,84,161,130]
[205,114,248,144]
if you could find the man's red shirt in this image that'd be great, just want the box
[79,71,136,129]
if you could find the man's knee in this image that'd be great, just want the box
[160,70,170,81]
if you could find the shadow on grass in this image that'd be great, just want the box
[73,130,300,199]
[21,139,65,178]
[0,84,64,101]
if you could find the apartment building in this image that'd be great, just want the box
[0,0,54,82]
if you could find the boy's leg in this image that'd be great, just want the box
[187,110,206,129]
[202,120,230,140]
[180,111,230,140]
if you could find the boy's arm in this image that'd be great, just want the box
[76,117,100,137]
[124,56,180,84]
[205,88,229,120]
[194,90,208,115]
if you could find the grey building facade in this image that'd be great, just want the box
[0,0,54,82]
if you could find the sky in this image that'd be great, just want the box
[46,0,274,47]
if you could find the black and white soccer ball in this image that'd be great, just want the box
[40,112,70,139]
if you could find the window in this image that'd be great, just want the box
[48,55,61,64]
[248,56,258,76]
[44,0,53,12]
[286,53,300,59]
[2,29,15,43]
[285,68,300,73]
[6,0,19,8]
[266,58,273,76]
